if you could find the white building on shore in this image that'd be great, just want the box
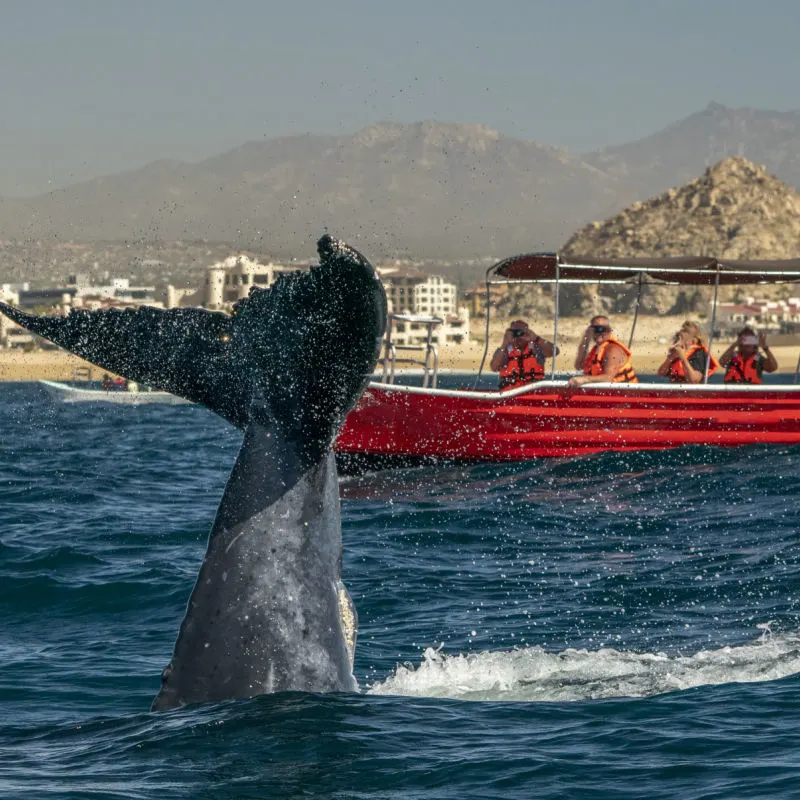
[1,279,163,348]
[376,266,469,346]
[716,297,800,335]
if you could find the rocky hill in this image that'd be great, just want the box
[498,157,800,318]
[563,156,800,260]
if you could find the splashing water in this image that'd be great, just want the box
[369,629,800,702]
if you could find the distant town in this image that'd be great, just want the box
[5,245,800,353]
[0,253,473,351]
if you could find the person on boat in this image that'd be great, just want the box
[719,327,778,384]
[657,320,719,383]
[568,315,637,386]
[101,373,113,390]
[490,319,558,389]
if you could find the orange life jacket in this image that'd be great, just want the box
[667,344,719,382]
[583,336,638,383]
[499,340,546,389]
[723,352,762,384]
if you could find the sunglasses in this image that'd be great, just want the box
[592,325,610,335]
[510,328,526,337]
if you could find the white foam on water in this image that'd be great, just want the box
[367,629,800,702]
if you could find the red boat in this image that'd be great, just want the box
[335,253,800,470]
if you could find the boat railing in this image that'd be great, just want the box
[380,313,443,388]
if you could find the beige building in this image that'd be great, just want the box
[166,255,302,310]
[0,285,29,348]
[0,285,20,307]
[464,283,507,316]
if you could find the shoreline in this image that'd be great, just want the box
[3,313,799,381]
[3,342,800,381]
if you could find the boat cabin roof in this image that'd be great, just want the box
[490,253,800,285]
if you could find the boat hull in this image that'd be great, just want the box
[335,380,800,468]
[39,380,190,405]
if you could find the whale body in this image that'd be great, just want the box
[0,235,387,710]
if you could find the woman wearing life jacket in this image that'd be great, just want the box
[719,326,778,384]
[657,320,719,383]
[568,315,638,387]
[490,319,559,389]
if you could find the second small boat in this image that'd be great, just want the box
[39,379,190,405]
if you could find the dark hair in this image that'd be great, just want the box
[738,326,756,338]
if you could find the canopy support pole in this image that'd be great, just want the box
[704,269,721,384]
[474,266,495,389]
[551,264,561,380]
[628,273,644,349]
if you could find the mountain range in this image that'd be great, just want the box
[1,102,799,266]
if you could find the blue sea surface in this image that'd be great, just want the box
[2,381,800,798]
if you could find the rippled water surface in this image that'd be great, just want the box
[3,382,800,799]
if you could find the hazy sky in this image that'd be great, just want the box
[1,0,798,196]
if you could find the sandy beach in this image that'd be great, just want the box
[2,315,799,380]
[0,350,102,382]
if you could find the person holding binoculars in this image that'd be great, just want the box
[719,326,778,384]
[568,315,638,387]
[491,319,558,390]
[656,320,719,384]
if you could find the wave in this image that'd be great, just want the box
[368,626,800,702]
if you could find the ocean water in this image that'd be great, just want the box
[3,381,800,799]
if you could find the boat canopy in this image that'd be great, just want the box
[490,253,800,285]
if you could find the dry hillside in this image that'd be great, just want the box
[563,156,800,261]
